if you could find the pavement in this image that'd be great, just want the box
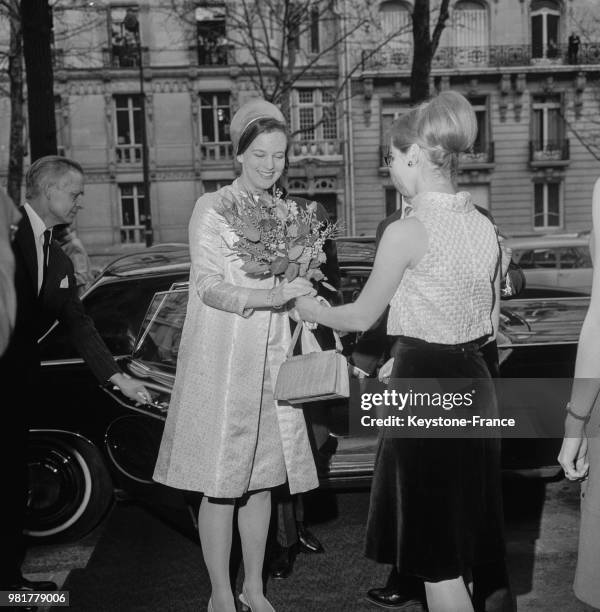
[21,478,598,611]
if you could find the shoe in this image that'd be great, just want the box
[268,545,295,579]
[239,591,275,612]
[366,585,427,610]
[297,523,324,554]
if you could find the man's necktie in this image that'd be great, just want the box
[41,229,51,293]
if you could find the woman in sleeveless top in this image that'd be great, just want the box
[558,177,600,609]
[296,91,506,612]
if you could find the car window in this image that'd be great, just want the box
[39,273,188,361]
[134,289,189,371]
[557,246,592,269]
[513,248,557,269]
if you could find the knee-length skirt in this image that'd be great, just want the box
[365,336,506,582]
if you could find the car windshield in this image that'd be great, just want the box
[132,288,189,372]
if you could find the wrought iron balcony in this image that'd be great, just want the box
[459,142,495,168]
[289,139,343,160]
[200,142,233,162]
[362,42,600,71]
[529,139,570,165]
[116,144,142,164]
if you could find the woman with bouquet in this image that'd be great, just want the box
[296,91,506,612]
[154,99,320,612]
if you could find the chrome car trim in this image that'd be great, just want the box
[100,387,166,421]
[28,429,96,446]
[40,356,130,367]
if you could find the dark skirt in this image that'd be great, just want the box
[365,336,506,582]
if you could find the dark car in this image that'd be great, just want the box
[28,242,587,544]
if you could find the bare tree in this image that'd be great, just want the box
[169,0,407,126]
[410,0,451,103]
[0,0,24,204]
[22,0,57,160]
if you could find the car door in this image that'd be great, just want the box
[514,247,559,289]
[556,245,593,294]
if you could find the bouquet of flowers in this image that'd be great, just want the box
[219,189,339,283]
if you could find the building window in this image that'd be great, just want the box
[453,1,488,48]
[200,93,232,160]
[310,4,320,53]
[119,183,145,243]
[109,5,140,67]
[293,88,338,144]
[379,1,412,52]
[196,5,227,65]
[531,0,561,59]
[469,96,489,156]
[114,95,142,163]
[534,182,561,229]
[531,94,564,157]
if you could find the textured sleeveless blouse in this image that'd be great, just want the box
[387,191,499,344]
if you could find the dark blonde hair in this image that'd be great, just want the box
[390,91,477,179]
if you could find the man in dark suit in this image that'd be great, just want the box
[353,202,521,612]
[0,156,151,597]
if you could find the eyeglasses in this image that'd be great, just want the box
[383,153,393,167]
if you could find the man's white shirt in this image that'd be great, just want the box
[23,203,50,294]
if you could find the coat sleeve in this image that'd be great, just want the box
[189,195,254,317]
[58,265,121,383]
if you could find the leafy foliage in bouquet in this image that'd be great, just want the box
[219,189,340,282]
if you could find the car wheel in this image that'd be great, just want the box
[25,431,114,543]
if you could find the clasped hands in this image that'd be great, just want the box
[275,278,323,328]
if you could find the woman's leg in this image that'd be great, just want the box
[425,577,474,612]
[238,490,272,608]
[198,497,236,611]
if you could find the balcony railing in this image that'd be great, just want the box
[289,139,343,159]
[116,144,142,163]
[120,225,145,244]
[459,142,495,167]
[362,42,600,71]
[529,139,570,164]
[200,142,233,162]
[103,45,149,68]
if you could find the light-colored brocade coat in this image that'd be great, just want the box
[153,180,318,498]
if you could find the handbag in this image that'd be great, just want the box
[274,320,350,405]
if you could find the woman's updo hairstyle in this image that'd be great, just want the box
[390,91,477,178]
[236,117,288,156]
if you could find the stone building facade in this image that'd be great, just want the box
[1,0,600,258]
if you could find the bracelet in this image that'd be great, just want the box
[566,402,590,423]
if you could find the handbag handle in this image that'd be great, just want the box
[286,298,343,360]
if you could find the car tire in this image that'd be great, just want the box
[25,431,114,543]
